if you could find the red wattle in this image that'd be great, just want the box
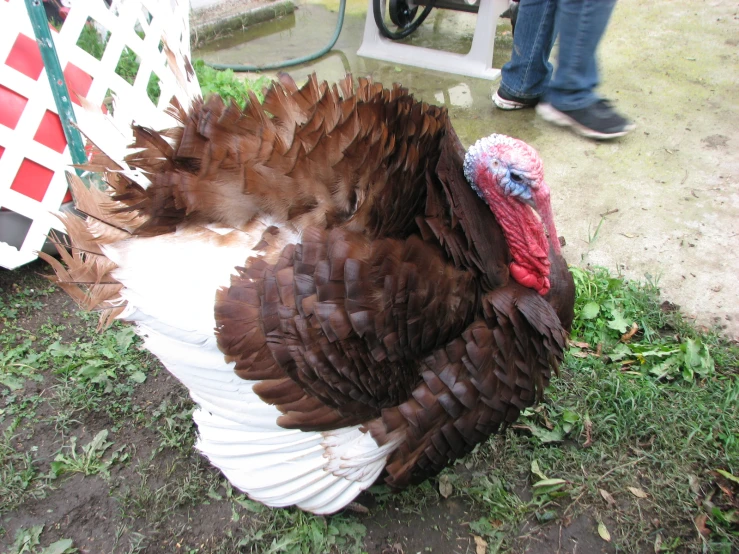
[510,262,550,295]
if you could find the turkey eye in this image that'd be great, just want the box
[510,172,523,183]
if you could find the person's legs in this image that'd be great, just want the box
[544,0,617,111]
[536,0,634,138]
[494,0,558,109]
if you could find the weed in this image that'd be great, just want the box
[115,455,220,522]
[0,426,42,514]
[230,508,367,554]
[586,215,606,246]
[49,429,128,479]
[0,283,54,320]
[6,525,75,554]
[148,399,195,453]
[569,266,722,384]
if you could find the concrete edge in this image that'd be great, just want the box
[191,0,296,45]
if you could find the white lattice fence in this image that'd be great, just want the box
[0,0,197,269]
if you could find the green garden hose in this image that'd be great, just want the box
[207,0,346,72]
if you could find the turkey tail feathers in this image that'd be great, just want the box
[103,223,394,514]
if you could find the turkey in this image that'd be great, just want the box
[43,71,575,514]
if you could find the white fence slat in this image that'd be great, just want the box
[0,0,195,269]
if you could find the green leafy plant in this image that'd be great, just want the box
[570,266,716,383]
[48,326,144,393]
[235,509,366,554]
[193,59,271,108]
[50,430,127,479]
[76,24,161,104]
[0,340,45,391]
[7,525,76,554]
[516,405,581,444]
[609,335,715,382]
[1,424,40,514]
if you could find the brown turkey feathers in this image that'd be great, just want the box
[45,72,575,514]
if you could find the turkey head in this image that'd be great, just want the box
[464,134,559,296]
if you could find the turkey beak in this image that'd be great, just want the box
[520,195,537,209]
[532,182,561,255]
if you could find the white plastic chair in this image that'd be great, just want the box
[357,0,509,80]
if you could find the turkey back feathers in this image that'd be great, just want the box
[102,74,449,240]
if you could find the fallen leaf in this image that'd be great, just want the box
[620,322,639,342]
[654,533,663,553]
[582,416,593,448]
[533,478,568,488]
[694,513,710,537]
[688,474,701,496]
[531,460,548,481]
[345,501,369,514]
[571,341,590,349]
[473,535,487,554]
[571,351,589,358]
[716,480,734,499]
[598,521,611,542]
[438,475,453,498]
[599,488,616,506]
[628,486,648,498]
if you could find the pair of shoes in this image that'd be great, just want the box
[535,99,635,139]
[493,88,539,110]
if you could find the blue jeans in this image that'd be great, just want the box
[499,0,618,111]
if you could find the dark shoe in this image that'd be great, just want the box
[535,99,635,139]
[493,88,539,110]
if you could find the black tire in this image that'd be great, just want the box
[373,0,437,40]
[389,0,419,28]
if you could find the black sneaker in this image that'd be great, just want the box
[536,99,635,139]
[493,88,540,110]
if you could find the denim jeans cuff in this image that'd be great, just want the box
[545,94,601,112]
[499,82,542,101]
